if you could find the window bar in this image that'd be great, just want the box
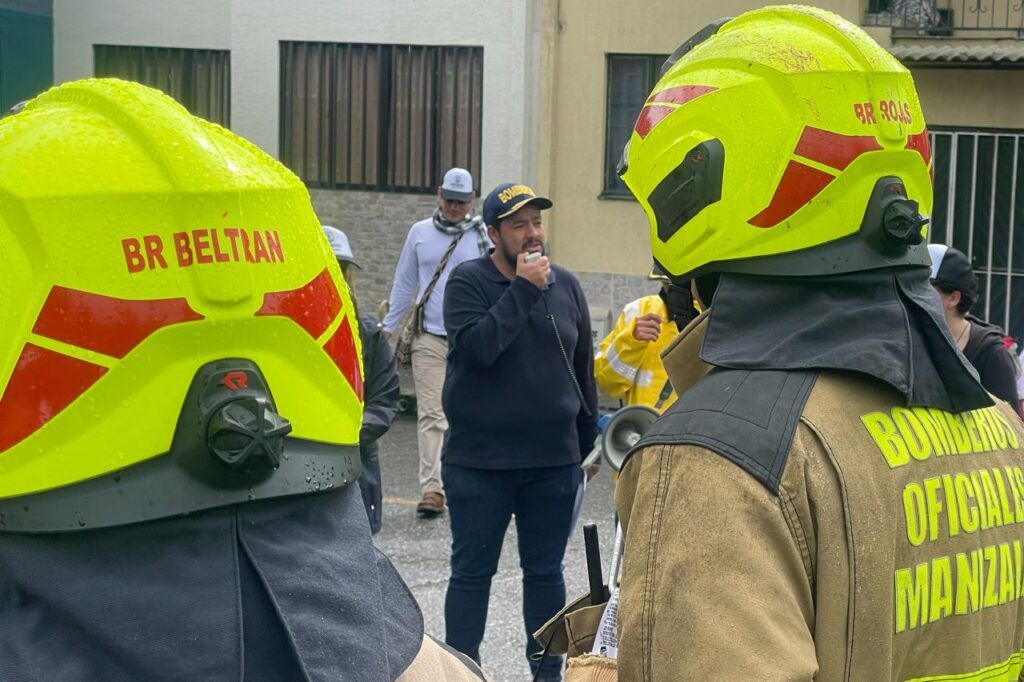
[1005,139,1019,331]
[278,44,288,168]
[301,44,311,184]
[401,46,410,190]
[327,44,337,188]
[945,132,958,245]
[451,47,460,174]
[466,49,476,184]
[362,44,370,190]
[378,45,392,191]
[432,47,443,185]
[985,134,999,321]
[344,44,353,186]
[968,134,979,260]
[316,43,326,185]
[421,46,431,189]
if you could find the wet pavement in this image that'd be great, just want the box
[373,414,617,682]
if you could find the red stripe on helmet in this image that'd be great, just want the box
[634,105,674,139]
[0,344,108,452]
[794,127,882,171]
[32,286,204,359]
[906,129,932,166]
[748,161,835,228]
[256,268,342,339]
[323,317,364,401]
[647,84,717,106]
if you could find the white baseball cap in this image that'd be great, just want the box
[322,225,361,269]
[440,167,474,202]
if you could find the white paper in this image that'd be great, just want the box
[591,585,619,659]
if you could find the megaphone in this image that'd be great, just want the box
[601,405,660,472]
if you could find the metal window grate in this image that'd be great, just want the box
[865,0,1024,33]
[94,45,231,126]
[280,42,483,193]
[930,127,1024,342]
[603,54,668,197]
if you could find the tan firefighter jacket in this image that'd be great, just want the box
[616,312,1024,681]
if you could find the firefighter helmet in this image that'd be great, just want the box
[0,79,363,530]
[619,5,933,281]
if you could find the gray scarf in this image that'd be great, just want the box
[432,208,489,256]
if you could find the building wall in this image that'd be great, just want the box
[53,0,230,76]
[912,68,1024,129]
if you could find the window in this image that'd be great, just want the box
[930,127,1024,342]
[280,42,483,193]
[94,45,230,126]
[603,53,668,197]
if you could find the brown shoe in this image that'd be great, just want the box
[416,492,445,517]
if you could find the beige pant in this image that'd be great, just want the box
[411,332,448,495]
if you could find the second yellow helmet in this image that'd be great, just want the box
[620,5,933,281]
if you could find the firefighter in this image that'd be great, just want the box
[610,6,1024,680]
[594,266,699,413]
[0,79,482,681]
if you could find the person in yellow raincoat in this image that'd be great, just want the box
[594,267,699,413]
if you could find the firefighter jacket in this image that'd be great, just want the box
[595,295,679,412]
[616,269,1024,681]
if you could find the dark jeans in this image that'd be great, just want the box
[443,461,580,679]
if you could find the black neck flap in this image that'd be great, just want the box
[700,268,992,414]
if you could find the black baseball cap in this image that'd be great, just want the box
[482,183,553,227]
[928,244,978,295]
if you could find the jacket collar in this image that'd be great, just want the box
[691,269,992,413]
[660,309,713,397]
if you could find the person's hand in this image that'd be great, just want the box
[585,463,601,482]
[382,331,392,342]
[632,313,663,342]
[516,253,550,290]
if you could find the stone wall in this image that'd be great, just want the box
[309,188,438,317]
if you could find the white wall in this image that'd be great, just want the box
[53,0,536,188]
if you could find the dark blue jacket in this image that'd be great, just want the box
[441,256,599,469]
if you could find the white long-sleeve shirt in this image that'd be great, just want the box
[382,218,490,336]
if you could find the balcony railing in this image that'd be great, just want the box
[864,0,1024,34]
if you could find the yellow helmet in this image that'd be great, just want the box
[620,5,933,281]
[0,79,363,531]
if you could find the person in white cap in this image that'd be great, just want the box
[382,169,491,517]
[324,225,400,533]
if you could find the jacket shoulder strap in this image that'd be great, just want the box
[629,368,817,494]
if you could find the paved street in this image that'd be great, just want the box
[372,414,617,682]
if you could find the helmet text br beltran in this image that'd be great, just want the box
[619,5,933,282]
[0,79,364,530]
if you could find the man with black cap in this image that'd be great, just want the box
[441,183,598,679]
[929,243,1021,413]
[383,168,490,517]
[324,225,400,534]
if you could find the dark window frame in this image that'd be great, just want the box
[279,41,483,194]
[93,44,231,126]
[602,53,668,199]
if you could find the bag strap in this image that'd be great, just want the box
[416,230,466,313]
